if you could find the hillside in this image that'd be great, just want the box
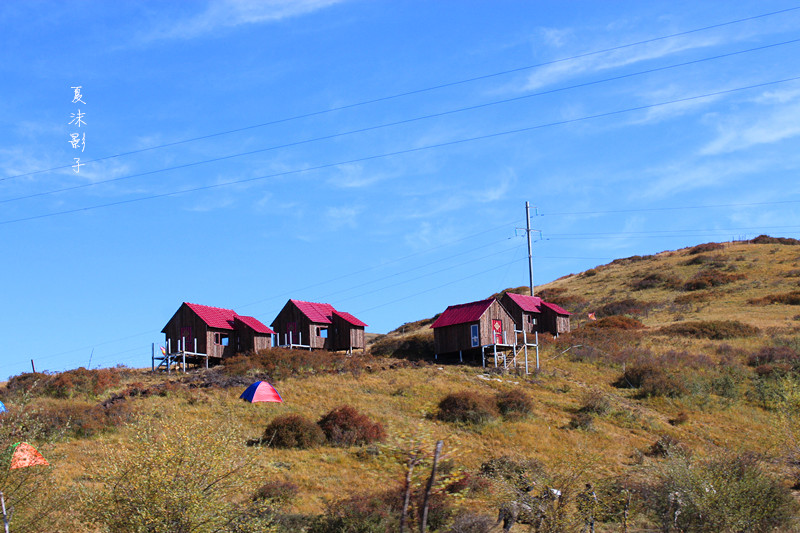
[2,237,800,532]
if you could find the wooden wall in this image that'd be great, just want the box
[162,303,209,355]
[433,300,515,355]
[331,314,365,351]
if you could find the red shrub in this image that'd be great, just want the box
[317,405,386,446]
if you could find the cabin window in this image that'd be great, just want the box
[470,324,479,347]
[215,333,229,346]
[317,327,328,338]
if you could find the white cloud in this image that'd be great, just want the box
[149,0,346,40]
[326,205,360,229]
[523,33,721,91]
[700,100,800,155]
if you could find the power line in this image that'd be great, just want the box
[7,37,798,205]
[543,199,800,216]
[3,5,798,183]
[3,74,799,226]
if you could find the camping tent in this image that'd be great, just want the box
[0,401,5,414]
[240,381,283,403]
[3,442,49,469]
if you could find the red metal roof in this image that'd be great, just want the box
[541,301,571,316]
[183,302,276,332]
[504,292,543,313]
[333,310,368,328]
[235,315,276,335]
[430,298,495,328]
[185,302,238,330]
[291,299,336,324]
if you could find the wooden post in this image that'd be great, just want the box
[535,331,540,372]
[459,350,462,363]
[419,440,443,533]
[30,359,36,373]
[493,344,498,368]
[182,351,186,373]
[152,343,155,372]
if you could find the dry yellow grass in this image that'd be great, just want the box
[5,239,800,530]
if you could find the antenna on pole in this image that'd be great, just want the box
[516,202,542,296]
[526,201,534,297]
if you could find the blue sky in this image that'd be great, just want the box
[2,1,800,379]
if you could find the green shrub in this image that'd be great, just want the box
[615,360,688,398]
[317,405,386,447]
[436,392,498,425]
[495,389,533,419]
[83,417,259,533]
[660,320,759,340]
[597,298,651,318]
[478,456,544,490]
[263,414,325,449]
[643,454,797,532]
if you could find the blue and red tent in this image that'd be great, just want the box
[0,401,6,414]
[240,381,283,403]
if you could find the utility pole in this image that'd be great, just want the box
[526,201,534,297]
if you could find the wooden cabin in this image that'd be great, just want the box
[500,292,571,336]
[271,299,367,352]
[430,298,516,357]
[161,302,274,360]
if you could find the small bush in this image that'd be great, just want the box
[688,242,724,254]
[646,435,689,458]
[317,405,386,446]
[630,272,681,291]
[597,298,651,318]
[568,412,595,430]
[495,389,533,419]
[478,456,544,490]
[683,269,745,291]
[668,412,689,426]
[746,345,799,366]
[585,315,645,330]
[610,255,653,265]
[748,291,800,306]
[263,414,325,449]
[252,480,299,505]
[577,390,611,415]
[660,320,759,340]
[448,511,496,533]
[437,391,498,425]
[615,360,688,398]
[749,234,800,245]
[644,454,798,532]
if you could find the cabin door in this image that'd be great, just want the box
[492,320,503,344]
[287,322,298,344]
[180,326,192,352]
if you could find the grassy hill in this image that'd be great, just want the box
[3,237,800,532]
